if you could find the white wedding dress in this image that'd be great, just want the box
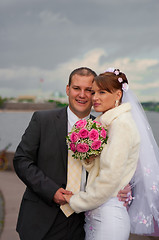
[84,197,130,240]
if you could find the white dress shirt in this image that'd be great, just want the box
[67,106,90,191]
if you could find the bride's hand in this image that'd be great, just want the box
[63,193,73,203]
[86,155,96,164]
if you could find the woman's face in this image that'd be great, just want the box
[92,81,121,113]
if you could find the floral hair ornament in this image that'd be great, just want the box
[117,75,129,92]
[114,69,120,75]
[122,82,129,92]
[118,77,129,92]
[105,67,115,73]
[118,77,123,83]
[105,67,120,75]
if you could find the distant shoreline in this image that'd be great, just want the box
[1,108,159,113]
[0,102,57,112]
[0,101,159,112]
[0,109,35,113]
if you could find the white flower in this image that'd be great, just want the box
[105,67,115,73]
[118,77,123,83]
[114,70,120,75]
[122,83,129,92]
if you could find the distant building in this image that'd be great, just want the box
[17,95,36,102]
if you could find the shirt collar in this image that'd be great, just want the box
[67,106,90,128]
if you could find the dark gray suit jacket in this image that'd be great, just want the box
[13,107,69,239]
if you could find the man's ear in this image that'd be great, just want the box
[66,85,69,96]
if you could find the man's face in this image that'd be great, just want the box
[66,74,94,118]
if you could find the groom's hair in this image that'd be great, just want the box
[68,67,97,86]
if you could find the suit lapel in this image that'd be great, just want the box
[90,114,95,120]
[54,107,68,172]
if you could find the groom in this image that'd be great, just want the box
[13,67,130,240]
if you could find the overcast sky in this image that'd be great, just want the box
[0,0,159,102]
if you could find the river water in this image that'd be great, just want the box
[0,110,159,152]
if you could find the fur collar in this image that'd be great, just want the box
[99,103,131,127]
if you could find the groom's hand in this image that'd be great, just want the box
[117,184,132,207]
[53,188,72,205]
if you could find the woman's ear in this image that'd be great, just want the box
[116,90,122,100]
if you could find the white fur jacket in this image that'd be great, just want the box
[70,103,140,213]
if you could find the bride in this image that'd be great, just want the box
[64,68,159,239]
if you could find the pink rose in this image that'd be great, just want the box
[70,132,78,143]
[75,119,87,129]
[89,129,99,141]
[70,143,76,152]
[78,128,89,139]
[91,140,101,150]
[100,128,107,139]
[76,143,89,153]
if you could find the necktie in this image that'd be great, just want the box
[60,150,82,217]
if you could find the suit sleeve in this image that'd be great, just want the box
[13,112,60,206]
[70,120,135,212]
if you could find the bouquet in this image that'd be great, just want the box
[66,119,108,160]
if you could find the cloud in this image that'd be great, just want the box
[133,82,159,90]
[0,48,159,101]
[38,11,70,25]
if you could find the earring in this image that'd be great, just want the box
[115,100,119,107]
